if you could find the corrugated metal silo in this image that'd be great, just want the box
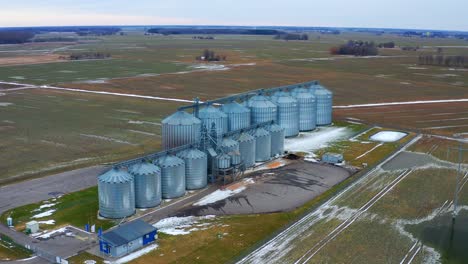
[247,95,277,125]
[98,168,135,219]
[315,88,333,126]
[129,161,161,208]
[270,91,299,137]
[230,151,242,166]
[235,132,256,168]
[221,101,251,131]
[267,124,285,156]
[176,148,208,190]
[252,128,271,162]
[155,155,186,199]
[198,105,228,138]
[216,153,231,169]
[221,137,239,153]
[292,87,317,131]
[162,111,201,150]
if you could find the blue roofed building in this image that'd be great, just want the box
[99,219,158,257]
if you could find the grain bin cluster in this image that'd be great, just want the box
[98,81,333,219]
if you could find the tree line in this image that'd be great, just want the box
[147,28,283,35]
[274,33,308,41]
[418,55,467,68]
[330,40,378,56]
[59,52,111,61]
[0,31,35,44]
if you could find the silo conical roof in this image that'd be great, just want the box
[129,161,160,176]
[98,168,133,183]
[162,111,201,125]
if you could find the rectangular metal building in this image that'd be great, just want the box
[322,153,344,164]
[99,219,157,257]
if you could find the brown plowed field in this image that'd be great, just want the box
[334,101,468,136]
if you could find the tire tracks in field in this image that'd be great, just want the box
[294,169,413,264]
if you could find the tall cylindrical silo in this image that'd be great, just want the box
[292,87,317,131]
[198,105,228,140]
[162,111,201,150]
[247,95,277,125]
[98,168,135,219]
[155,155,186,199]
[267,124,285,157]
[235,132,256,168]
[221,101,251,131]
[221,137,239,153]
[252,128,271,162]
[315,88,333,126]
[129,161,161,208]
[176,148,208,190]
[270,91,299,137]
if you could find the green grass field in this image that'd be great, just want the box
[0,88,179,183]
[0,187,114,233]
[0,234,32,261]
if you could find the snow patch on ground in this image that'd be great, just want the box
[153,215,216,235]
[0,102,13,107]
[80,134,136,146]
[111,244,158,264]
[32,209,56,219]
[284,127,352,153]
[370,131,407,142]
[32,227,67,239]
[127,129,156,136]
[189,64,229,71]
[407,66,427,70]
[128,120,161,126]
[334,99,468,109]
[194,187,246,206]
[37,220,55,225]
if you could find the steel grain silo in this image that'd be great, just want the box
[221,137,239,153]
[230,151,242,166]
[162,111,201,150]
[292,87,317,131]
[129,161,161,208]
[270,91,299,137]
[247,95,277,125]
[155,155,186,199]
[235,132,256,168]
[199,105,228,140]
[252,128,271,162]
[315,88,333,126]
[221,101,251,131]
[267,124,285,157]
[176,148,208,190]
[216,153,231,169]
[98,168,135,219]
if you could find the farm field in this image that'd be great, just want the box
[239,139,468,264]
[334,101,468,136]
[0,31,466,184]
[0,88,179,183]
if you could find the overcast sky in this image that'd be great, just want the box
[0,0,467,31]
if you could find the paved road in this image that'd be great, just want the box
[0,165,108,264]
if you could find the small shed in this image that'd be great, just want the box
[26,221,39,234]
[322,153,344,164]
[99,220,157,257]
